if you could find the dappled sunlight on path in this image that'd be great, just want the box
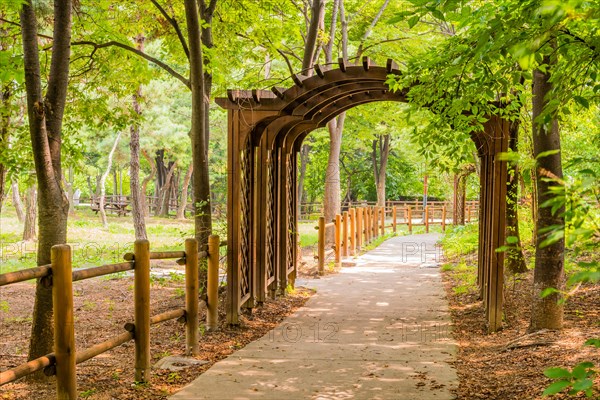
[171,233,457,400]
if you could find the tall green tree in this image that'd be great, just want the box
[20,0,72,360]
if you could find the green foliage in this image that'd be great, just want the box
[543,360,597,397]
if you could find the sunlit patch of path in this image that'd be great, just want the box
[171,233,457,400]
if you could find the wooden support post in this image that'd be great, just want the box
[425,206,430,233]
[318,216,325,275]
[342,211,349,257]
[134,239,151,383]
[442,205,447,232]
[185,238,200,354]
[335,214,341,265]
[207,235,220,332]
[407,206,413,233]
[467,205,471,222]
[380,206,385,236]
[356,208,363,250]
[367,207,372,243]
[392,206,397,233]
[372,207,378,239]
[349,208,356,256]
[52,245,76,400]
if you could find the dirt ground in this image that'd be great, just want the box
[443,265,600,399]
[0,262,313,400]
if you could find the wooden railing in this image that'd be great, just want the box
[0,236,225,399]
[301,200,479,222]
[315,204,465,274]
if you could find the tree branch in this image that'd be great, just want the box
[149,0,190,60]
[72,41,191,89]
[277,48,296,76]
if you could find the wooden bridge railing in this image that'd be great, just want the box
[0,236,225,399]
[316,205,464,273]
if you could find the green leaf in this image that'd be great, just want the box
[573,96,589,109]
[540,287,560,298]
[387,11,413,24]
[572,378,593,392]
[506,236,519,244]
[536,150,560,159]
[544,367,571,379]
[542,381,570,396]
[408,15,420,28]
[584,339,600,348]
[431,8,446,21]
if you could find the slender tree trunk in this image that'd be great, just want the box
[0,87,10,216]
[130,70,147,239]
[22,185,37,241]
[159,162,177,217]
[185,0,211,249]
[297,143,310,217]
[99,132,122,228]
[11,180,25,223]
[530,57,564,331]
[506,120,527,274]
[372,134,390,207]
[324,114,344,233]
[177,163,193,220]
[21,0,72,363]
[141,149,156,217]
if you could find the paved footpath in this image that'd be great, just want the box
[171,233,457,400]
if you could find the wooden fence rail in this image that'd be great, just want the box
[316,205,462,272]
[0,236,225,399]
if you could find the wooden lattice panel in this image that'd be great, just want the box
[286,155,295,275]
[239,135,252,302]
[266,156,276,284]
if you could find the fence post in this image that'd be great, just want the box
[184,238,199,355]
[318,216,326,275]
[380,206,385,236]
[408,206,413,233]
[393,206,397,233]
[425,206,430,233]
[366,207,372,243]
[356,208,363,250]
[373,207,379,239]
[52,245,76,400]
[207,235,220,332]
[342,211,349,257]
[134,239,151,383]
[335,214,341,265]
[442,205,447,232]
[350,208,356,256]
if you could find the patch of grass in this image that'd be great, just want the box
[0,300,9,312]
[298,222,319,247]
[441,223,478,262]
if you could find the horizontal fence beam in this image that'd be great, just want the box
[0,265,51,287]
[72,262,134,282]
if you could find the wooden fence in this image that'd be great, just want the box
[301,200,478,222]
[316,205,462,274]
[0,236,225,399]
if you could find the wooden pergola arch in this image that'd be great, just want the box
[216,58,509,332]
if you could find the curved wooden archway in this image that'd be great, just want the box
[216,58,508,332]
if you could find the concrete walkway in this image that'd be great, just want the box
[171,234,457,400]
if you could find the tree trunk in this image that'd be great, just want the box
[130,49,147,240]
[20,0,72,363]
[22,185,37,241]
[159,162,177,217]
[154,149,168,216]
[372,134,390,207]
[530,57,565,331]
[141,149,156,217]
[324,114,345,239]
[297,143,310,217]
[11,180,25,223]
[99,132,122,228]
[0,87,10,216]
[185,0,212,249]
[177,163,193,220]
[505,120,527,275]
